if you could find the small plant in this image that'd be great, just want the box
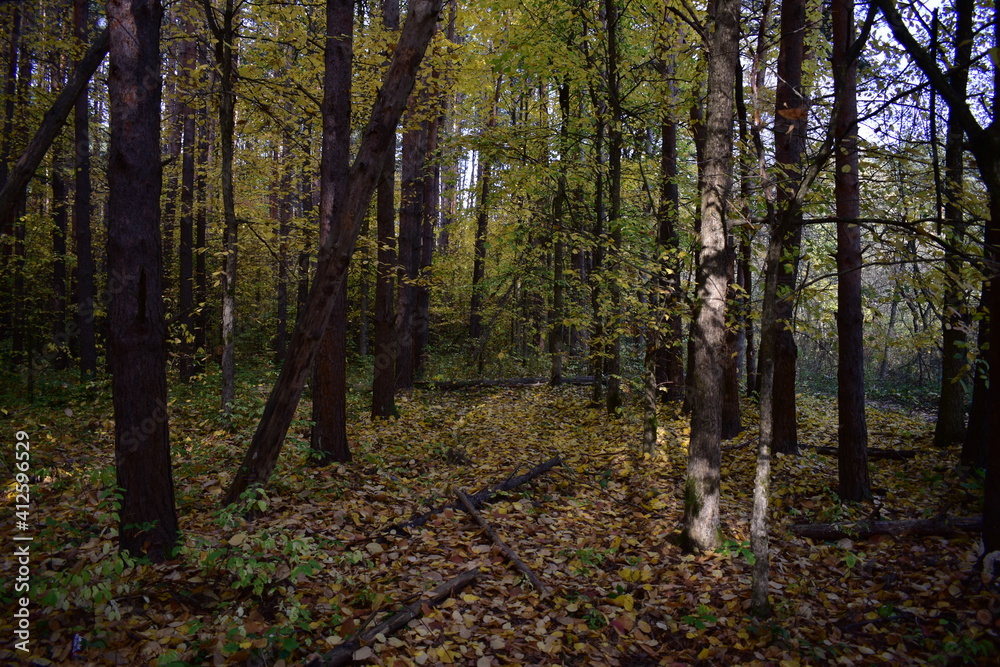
[717,538,756,565]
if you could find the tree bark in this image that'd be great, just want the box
[311,0,354,465]
[934,0,973,450]
[107,0,178,560]
[833,0,871,502]
[684,0,739,553]
[177,4,196,382]
[770,0,809,455]
[222,0,443,506]
[372,0,399,418]
[396,116,428,387]
[202,0,239,416]
[72,0,97,378]
[469,75,501,340]
[654,118,685,402]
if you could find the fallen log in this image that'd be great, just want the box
[413,376,594,390]
[808,446,918,460]
[381,456,563,538]
[790,516,982,541]
[457,488,550,597]
[305,567,479,667]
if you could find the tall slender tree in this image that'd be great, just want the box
[770,0,809,455]
[683,0,739,553]
[372,0,400,418]
[833,0,871,501]
[106,0,178,560]
[311,0,354,464]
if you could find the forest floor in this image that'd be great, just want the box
[1,370,998,666]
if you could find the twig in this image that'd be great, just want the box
[456,489,551,597]
[305,568,480,667]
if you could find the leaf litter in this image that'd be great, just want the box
[1,383,997,666]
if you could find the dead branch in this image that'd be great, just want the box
[457,488,551,597]
[413,376,594,390]
[304,567,479,667]
[808,446,918,460]
[790,516,982,541]
[381,456,563,538]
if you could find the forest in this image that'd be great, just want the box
[0,0,999,662]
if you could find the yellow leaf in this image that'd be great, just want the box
[228,532,247,546]
[612,594,634,611]
[461,593,481,602]
[698,648,711,659]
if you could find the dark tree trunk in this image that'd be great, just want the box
[934,0,973,450]
[106,0,178,561]
[770,0,809,455]
[201,0,239,415]
[312,0,354,465]
[51,147,69,370]
[550,82,569,387]
[469,76,500,341]
[372,135,398,417]
[193,101,209,375]
[222,0,443,506]
[415,116,438,375]
[371,0,399,418]
[654,118,685,402]
[684,0,738,553]
[275,139,291,364]
[604,0,623,417]
[833,0,871,502]
[721,230,743,439]
[73,0,97,378]
[396,117,428,387]
[177,10,196,382]
[963,292,988,469]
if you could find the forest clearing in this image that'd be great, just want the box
[0,370,996,666]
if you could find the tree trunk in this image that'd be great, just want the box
[275,138,291,364]
[604,0,623,417]
[655,118,685,402]
[833,0,871,502]
[72,0,97,378]
[396,116,428,387]
[51,146,69,369]
[372,0,400,418]
[203,0,239,416]
[721,231,743,439]
[933,0,973,450]
[177,6,196,382]
[372,134,398,417]
[107,0,178,560]
[469,75,500,341]
[415,116,438,374]
[684,0,738,553]
[193,101,209,375]
[311,0,354,465]
[222,0,443,506]
[770,0,809,455]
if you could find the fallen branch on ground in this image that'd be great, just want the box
[413,376,594,390]
[304,567,479,667]
[457,488,551,597]
[380,456,563,538]
[790,516,982,541]
[808,446,918,460]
